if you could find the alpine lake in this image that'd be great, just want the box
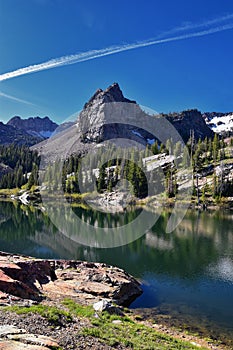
[0,199,232,347]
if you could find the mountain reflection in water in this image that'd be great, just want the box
[0,201,232,343]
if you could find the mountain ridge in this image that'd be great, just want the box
[3,83,232,148]
[77,84,215,143]
[7,115,58,139]
[0,121,42,146]
[0,116,59,145]
[31,83,216,164]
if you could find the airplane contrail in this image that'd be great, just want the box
[1,22,233,82]
[156,13,233,38]
[0,91,35,105]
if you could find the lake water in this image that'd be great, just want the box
[0,200,232,344]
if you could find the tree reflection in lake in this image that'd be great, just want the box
[0,200,232,340]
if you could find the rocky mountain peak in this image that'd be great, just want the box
[104,82,136,103]
[76,84,215,145]
[33,83,217,162]
[84,83,136,109]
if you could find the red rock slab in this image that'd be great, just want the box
[0,269,40,301]
[7,334,59,348]
[0,252,143,307]
[0,263,21,270]
[0,270,14,283]
[0,341,49,349]
[78,281,113,295]
[0,291,8,299]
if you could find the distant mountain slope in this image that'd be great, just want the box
[0,115,59,146]
[166,109,214,142]
[7,116,58,139]
[0,121,41,146]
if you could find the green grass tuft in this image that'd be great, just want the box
[62,298,94,318]
[3,304,73,326]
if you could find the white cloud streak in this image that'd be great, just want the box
[0,91,35,105]
[0,19,233,82]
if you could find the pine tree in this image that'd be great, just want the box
[166,139,172,155]
[151,140,159,155]
[212,133,220,164]
[16,166,24,188]
[174,141,182,159]
[28,164,38,189]
[182,147,190,168]
[97,164,106,192]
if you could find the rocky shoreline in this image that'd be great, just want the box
[0,251,142,307]
[0,251,143,349]
[1,187,233,213]
[0,252,231,350]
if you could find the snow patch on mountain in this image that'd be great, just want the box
[204,113,233,134]
[26,130,54,139]
[132,130,143,138]
[147,138,155,145]
[38,130,54,138]
[132,131,155,145]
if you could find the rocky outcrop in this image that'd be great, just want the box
[0,258,56,301]
[0,252,142,307]
[0,163,12,178]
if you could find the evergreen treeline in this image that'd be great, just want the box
[187,133,233,198]
[47,141,178,198]
[0,134,232,202]
[41,148,150,198]
[0,145,40,189]
[41,134,232,200]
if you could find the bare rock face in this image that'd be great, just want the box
[77,82,154,145]
[166,109,214,143]
[76,84,214,145]
[0,252,142,307]
[83,83,136,108]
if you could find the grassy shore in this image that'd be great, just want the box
[1,299,221,350]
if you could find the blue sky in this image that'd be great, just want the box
[0,0,233,124]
